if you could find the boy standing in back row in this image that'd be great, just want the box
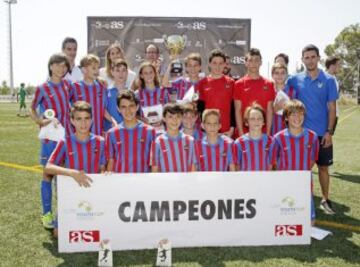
[30,53,72,230]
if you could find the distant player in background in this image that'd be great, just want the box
[30,53,71,230]
[61,37,83,82]
[195,109,235,171]
[106,90,156,173]
[70,54,116,136]
[233,104,273,171]
[151,103,196,172]
[17,82,28,116]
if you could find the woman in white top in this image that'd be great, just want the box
[99,43,136,89]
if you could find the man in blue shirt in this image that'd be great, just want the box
[288,44,338,215]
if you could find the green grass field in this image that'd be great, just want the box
[0,102,359,267]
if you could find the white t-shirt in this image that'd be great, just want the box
[64,65,83,82]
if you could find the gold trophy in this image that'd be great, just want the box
[163,34,187,59]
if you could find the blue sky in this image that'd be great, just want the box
[0,0,359,86]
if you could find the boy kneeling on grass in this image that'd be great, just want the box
[45,101,106,237]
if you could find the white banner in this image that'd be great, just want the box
[58,171,311,253]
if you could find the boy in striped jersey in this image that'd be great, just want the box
[30,53,71,230]
[46,101,106,178]
[271,63,296,135]
[271,100,319,170]
[195,109,235,171]
[271,100,319,222]
[70,54,115,136]
[233,104,273,171]
[181,102,204,141]
[151,103,196,172]
[106,90,156,173]
[45,101,105,237]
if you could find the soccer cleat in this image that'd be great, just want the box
[319,200,335,215]
[42,212,55,229]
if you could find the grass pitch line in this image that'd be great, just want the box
[338,108,359,124]
[0,161,42,173]
[341,105,358,113]
[316,220,360,232]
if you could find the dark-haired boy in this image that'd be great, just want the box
[234,48,276,136]
[106,90,156,172]
[151,103,196,172]
[196,49,235,137]
[30,53,72,229]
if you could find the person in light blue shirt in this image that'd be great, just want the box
[288,44,338,215]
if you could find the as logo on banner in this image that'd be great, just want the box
[275,225,303,236]
[69,230,100,243]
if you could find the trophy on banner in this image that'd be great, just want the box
[163,34,187,74]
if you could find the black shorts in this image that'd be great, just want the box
[316,137,333,166]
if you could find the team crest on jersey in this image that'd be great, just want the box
[263,85,268,91]
[140,138,145,143]
[69,151,76,156]
[222,153,227,157]
[93,148,98,154]
[317,82,324,88]
[225,83,231,89]
[184,145,189,150]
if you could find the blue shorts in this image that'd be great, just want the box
[40,139,58,166]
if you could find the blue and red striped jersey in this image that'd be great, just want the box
[70,80,107,136]
[136,87,168,108]
[271,128,319,170]
[233,133,273,171]
[151,132,196,172]
[195,135,233,171]
[31,79,72,135]
[168,77,198,100]
[105,122,156,173]
[48,134,105,173]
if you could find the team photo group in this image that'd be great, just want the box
[30,37,339,238]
